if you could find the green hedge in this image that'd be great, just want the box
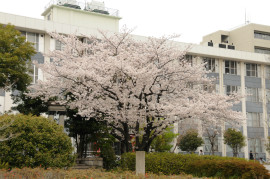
[120,152,270,179]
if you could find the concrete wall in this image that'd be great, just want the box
[47,5,120,33]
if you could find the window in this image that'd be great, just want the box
[204,137,221,153]
[255,47,270,55]
[246,63,258,77]
[0,89,5,96]
[55,40,62,50]
[204,57,215,72]
[226,142,244,153]
[221,35,229,43]
[246,87,261,102]
[184,55,193,64]
[47,14,51,21]
[267,113,270,127]
[225,60,237,75]
[225,85,239,95]
[254,31,270,41]
[266,66,270,79]
[247,112,263,127]
[248,138,263,153]
[266,89,270,103]
[203,84,218,93]
[21,31,39,51]
[29,65,39,84]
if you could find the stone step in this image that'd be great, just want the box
[76,163,88,166]
[72,165,91,170]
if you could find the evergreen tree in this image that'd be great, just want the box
[0,24,35,91]
[224,128,245,157]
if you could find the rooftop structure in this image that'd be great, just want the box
[201,23,270,55]
[44,0,119,17]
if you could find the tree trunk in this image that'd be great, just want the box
[211,145,215,155]
[120,123,132,153]
[233,148,238,157]
[77,134,85,158]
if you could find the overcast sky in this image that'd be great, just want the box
[0,0,270,44]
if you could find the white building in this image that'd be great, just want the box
[1,0,270,159]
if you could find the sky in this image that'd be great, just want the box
[0,0,270,44]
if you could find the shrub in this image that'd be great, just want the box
[121,152,136,171]
[177,129,204,153]
[0,160,8,169]
[0,114,75,168]
[120,152,270,178]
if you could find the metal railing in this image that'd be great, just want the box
[45,0,119,17]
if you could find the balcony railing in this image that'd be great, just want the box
[45,0,119,17]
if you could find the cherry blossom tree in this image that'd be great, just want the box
[28,28,245,152]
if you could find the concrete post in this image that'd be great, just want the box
[136,151,145,175]
[48,113,54,120]
[241,62,248,159]
[59,114,65,127]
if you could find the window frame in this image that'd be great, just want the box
[246,63,258,77]
[203,57,215,72]
[225,85,239,95]
[247,112,263,127]
[225,60,237,75]
[246,87,261,102]
[29,64,39,84]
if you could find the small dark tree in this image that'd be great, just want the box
[224,128,246,157]
[150,127,178,152]
[12,92,49,116]
[178,129,204,153]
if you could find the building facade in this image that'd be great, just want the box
[1,0,270,159]
[201,23,270,54]
[197,24,270,159]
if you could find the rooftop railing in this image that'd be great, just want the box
[45,0,119,17]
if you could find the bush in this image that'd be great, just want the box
[178,129,204,153]
[0,114,75,168]
[0,160,8,169]
[120,152,270,178]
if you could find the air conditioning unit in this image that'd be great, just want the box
[57,0,77,6]
[86,0,105,11]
